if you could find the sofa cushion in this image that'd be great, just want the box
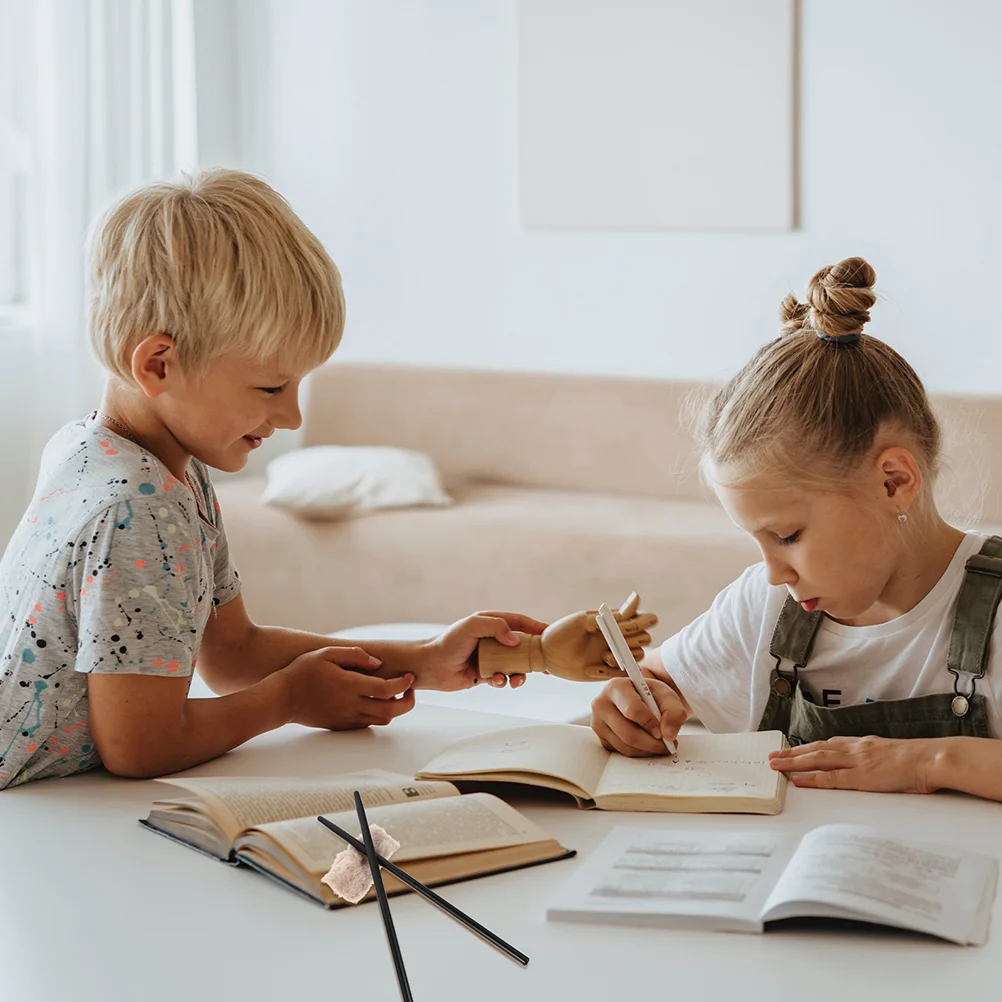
[263,445,452,518]
[215,476,762,641]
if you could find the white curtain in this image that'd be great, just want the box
[0,0,200,544]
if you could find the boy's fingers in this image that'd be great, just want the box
[319,645,382,669]
[353,672,415,699]
[475,611,549,636]
[364,688,417,724]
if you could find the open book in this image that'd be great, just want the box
[547,825,999,946]
[416,724,787,814]
[140,769,574,908]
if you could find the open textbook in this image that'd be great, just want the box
[416,724,787,814]
[139,769,574,908]
[547,825,999,946]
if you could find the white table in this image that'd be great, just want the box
[3,703,1002,1002]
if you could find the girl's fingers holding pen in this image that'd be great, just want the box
[607,680,662,736]
[592,715,666,757]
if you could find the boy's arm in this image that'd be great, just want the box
[88,645,415,778]
[197,595,545,694]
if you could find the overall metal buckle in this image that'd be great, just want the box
[948,669,979,718]
[772,658,799,697]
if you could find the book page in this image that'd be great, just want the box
[762,824,998,944]
[593,731,784,801]
[155,770,458,843]
[547,826,796,930]
[249,792,556,875]
[417,724,610,798]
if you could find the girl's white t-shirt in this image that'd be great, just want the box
[660,531,1002,738]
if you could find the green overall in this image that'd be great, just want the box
[757,537,1002,743]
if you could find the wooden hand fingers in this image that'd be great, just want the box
[586,613,657,636]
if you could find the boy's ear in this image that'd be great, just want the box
[130,334,177,398]
[876,446,921,512]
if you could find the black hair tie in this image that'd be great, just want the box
[815,330,862,344]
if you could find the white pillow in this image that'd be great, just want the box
[263,446,452,519]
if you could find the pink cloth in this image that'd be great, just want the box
[321,825,401,904]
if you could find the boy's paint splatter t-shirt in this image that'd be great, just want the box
[0,416,241,789]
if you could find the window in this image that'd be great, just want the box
[0,2,34,328]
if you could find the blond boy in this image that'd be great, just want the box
[0,169,537,789]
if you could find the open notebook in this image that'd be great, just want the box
[547,825,998,946]
[417,724,787,814]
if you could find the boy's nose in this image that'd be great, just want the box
[276,396,303,431]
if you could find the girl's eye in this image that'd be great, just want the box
[259,386,283,395]
[778,530,801,546]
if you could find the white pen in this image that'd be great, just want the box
[595,603,679,763]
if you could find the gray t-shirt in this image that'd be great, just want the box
[0,415,241,789]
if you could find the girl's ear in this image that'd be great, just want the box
[876,446,922,512]
[130,334,177,398]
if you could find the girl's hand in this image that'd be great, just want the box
[418,612,549,691]
[768,735,941,794]
[590,671,688,756]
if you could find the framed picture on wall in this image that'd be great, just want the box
[519,0,796,230]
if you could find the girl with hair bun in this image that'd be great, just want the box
[591,257,1002,801]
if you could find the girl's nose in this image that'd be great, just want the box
[763,552,796,589]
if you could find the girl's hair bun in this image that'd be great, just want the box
[780,256,877,338]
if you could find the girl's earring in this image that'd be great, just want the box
[897,511,908,523]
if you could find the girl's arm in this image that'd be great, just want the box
[769,734,1002,802]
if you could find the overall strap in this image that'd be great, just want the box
[769,595,825,669]
[946,535,1002,714]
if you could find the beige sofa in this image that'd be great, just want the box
[215,362,1002,644]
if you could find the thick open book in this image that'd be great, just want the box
[547,825,998,945]
[139,769,574,908]
[416,724,787,814]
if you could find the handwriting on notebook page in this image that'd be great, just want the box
[601,752,775,795]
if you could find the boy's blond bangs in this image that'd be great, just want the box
[87,169,344,382]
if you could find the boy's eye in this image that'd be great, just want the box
[778,530,801,546]
[259,386,283,395]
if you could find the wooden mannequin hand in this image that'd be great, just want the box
[477,593,657,682]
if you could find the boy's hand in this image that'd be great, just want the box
[417,612,549,691]
[590,671,687,756]
[280,646,415,729]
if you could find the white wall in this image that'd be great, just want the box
[242,0,1002,392]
